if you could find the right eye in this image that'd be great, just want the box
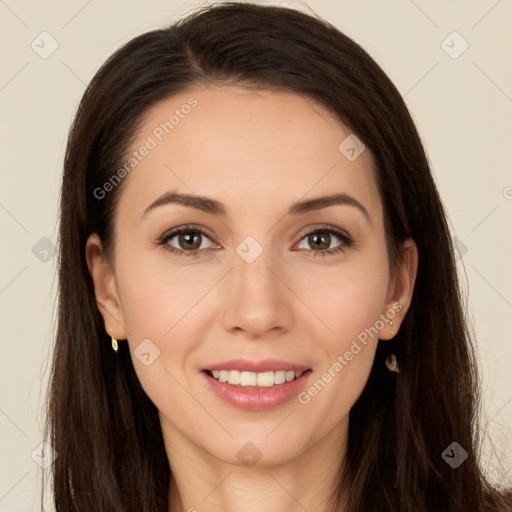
[158,225,218,257]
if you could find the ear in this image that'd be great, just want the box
[378,237,418,340]
[85,233,128,340]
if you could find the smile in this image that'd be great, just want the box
[207,369,305,387]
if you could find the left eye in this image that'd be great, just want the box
[296,229,349,252]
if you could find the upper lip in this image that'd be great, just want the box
[204,359,310,373]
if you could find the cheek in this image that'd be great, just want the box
[294,252,390,345]
[114,244,216,341]
[113,250,207,414]
[294,250,389,408]
[332,270,388,341]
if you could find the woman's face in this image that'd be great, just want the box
[87,85,416,469]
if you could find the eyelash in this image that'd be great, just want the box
[156,224,353,259]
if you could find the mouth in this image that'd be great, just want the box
[204,369,311,388]
[201,363,313,411]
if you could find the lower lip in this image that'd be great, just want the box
[202,371,311,411]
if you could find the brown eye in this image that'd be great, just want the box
[307,232,332,251]
[297,228,350,253]
[159,226,215,256]
[176,232,203,251]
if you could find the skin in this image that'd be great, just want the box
[86,85,418,512]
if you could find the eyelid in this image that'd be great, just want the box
[157,223,216,244]
[295,223,351,241]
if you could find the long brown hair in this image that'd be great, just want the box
[43,2,512,510]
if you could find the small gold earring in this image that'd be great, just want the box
[389,320,395,337]
[109,328,118,353]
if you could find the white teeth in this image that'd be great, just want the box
[257,371,274,387]
[227,370,240,385]
[274,370,286,385]
[208,369,306,387]
[240,371,257,386]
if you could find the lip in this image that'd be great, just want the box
[204,358,310,373]
[201,362,312,411]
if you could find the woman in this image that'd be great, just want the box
[43,2,512,511]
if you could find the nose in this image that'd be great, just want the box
[220,242,294,339]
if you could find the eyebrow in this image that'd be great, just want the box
[142,190,371,224]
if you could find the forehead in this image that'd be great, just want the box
[117,85,381,223]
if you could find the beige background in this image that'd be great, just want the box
[1,0,511,509]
